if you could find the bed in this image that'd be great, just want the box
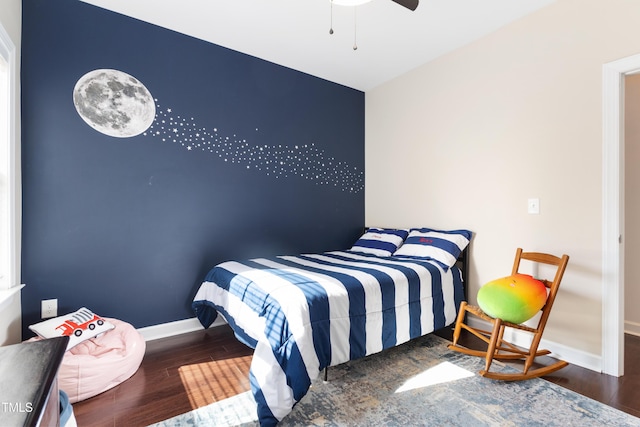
[192,227,471,426]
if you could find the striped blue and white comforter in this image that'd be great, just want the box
[192,250,464,426]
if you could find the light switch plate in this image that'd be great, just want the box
[528,198,540,214]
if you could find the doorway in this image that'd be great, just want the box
[624,74,640,345]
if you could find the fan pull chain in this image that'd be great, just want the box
[353,6,358,50]
[329,0,334,35]
[328,0,361,51]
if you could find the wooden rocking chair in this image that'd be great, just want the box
[447,248,570,381]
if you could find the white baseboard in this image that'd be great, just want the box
[624,320,640,337]
[467,317,602,373]
[137,316,227,341]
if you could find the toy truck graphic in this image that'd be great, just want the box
[55,308,104,337]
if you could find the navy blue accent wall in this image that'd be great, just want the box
[20,0,364,336]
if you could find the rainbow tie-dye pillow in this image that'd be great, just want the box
[477,274,548,324]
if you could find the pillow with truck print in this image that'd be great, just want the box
[29,307,115,350]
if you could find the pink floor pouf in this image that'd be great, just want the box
[56,317,145,403]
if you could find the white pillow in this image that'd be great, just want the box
[29,307,115,350]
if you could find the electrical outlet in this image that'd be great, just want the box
[41,299,58,319]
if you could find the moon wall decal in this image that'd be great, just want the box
[71,69,363,193]
[73,69,156,138]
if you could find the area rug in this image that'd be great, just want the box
[149,334,640,427]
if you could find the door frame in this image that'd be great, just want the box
[602,53,640,376]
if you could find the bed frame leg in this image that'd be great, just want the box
[324,367,328,382]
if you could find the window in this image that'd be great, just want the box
[0,22,17,292]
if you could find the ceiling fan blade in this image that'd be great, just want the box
[391,0,419,11]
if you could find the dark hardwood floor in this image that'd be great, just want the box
[72,326,253,426]
[72,325,640,426]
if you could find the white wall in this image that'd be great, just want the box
[366,0,640,366]
[0,0,22,346]
[625,74,640,337]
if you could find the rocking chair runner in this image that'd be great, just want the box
[447,248,570,381]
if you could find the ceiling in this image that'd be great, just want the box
[79,0,556,92]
